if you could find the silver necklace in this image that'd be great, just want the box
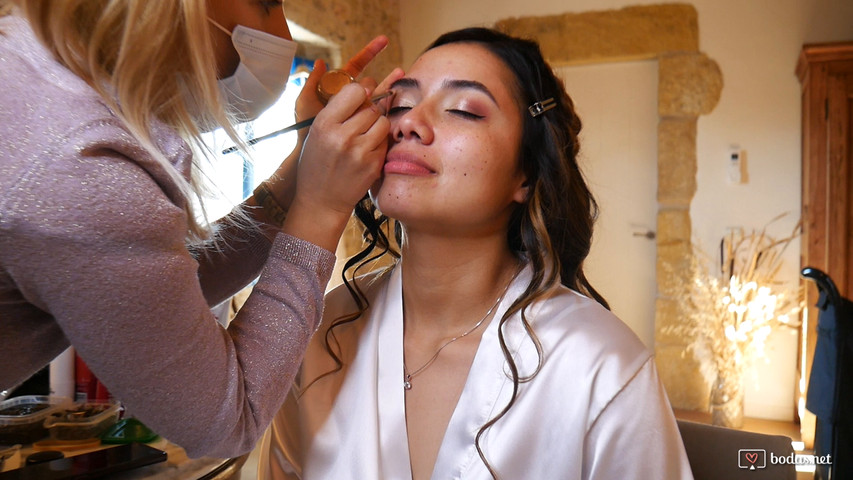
[403,270,517,391]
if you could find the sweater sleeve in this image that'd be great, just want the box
[193,209,280,308]
[4,124,334,458]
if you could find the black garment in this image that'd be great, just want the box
[804,268,852,480]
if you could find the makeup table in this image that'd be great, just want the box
[0,438,247,479]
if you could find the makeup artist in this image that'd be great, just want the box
[0,0,401,458]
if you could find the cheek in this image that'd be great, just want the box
[445,132,495,179]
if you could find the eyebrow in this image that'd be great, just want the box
[389,77,498,105]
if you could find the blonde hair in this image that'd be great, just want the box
[17,0,244,241]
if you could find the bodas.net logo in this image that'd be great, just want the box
[738,448,832,470]
[738,449,766,470]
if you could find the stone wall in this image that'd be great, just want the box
[284,0,403,81]
[497,3,723,411]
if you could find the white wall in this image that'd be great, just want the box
[398,0,853,420]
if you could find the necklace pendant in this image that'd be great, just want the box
[404,374,412,391]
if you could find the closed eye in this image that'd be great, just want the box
[260,1,283,13]
[448,109,484,120]
[387,106,412,116]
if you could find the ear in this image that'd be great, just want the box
[512,178,530,204]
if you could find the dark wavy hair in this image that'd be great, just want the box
[317,27,609,479]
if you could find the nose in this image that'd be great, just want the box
[272,5,293,40]
[391,104,434,145]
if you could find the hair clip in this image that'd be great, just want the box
[528,98,556,117]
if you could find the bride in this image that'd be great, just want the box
[260,27,693,480]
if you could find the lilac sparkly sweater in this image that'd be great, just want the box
[0,16,334,458]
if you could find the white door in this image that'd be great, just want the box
[554,60,659,348]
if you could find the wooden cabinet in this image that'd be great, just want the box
[796,41,853,447]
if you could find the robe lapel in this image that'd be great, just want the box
[429,266,533,480]
[376,266,415,478]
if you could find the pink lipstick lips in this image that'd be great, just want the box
[383,152,435,176]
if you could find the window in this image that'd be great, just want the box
[198,57,313,221]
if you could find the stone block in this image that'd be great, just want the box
[657,241,693,298]
[655,297,692,345]
[285,0,402,79]
[495,4,699,65]
[656,344,710,410]
[658,118,697,206]
[659,52,723,117]
[657,208,692,245]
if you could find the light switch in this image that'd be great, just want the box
[727,147,745,184]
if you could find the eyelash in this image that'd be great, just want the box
[387,106,411,116]
[448,109,484,120]
[260,1,283,13]
[386,106,484,120]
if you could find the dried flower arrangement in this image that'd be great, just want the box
[665,215,803,427]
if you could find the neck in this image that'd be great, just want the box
[399,228,520,337]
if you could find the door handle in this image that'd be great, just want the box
[633,230,656,240]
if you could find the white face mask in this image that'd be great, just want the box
[209,19,298,122]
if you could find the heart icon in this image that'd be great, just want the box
[745,452,759,464]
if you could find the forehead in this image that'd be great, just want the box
[409,43,519,100]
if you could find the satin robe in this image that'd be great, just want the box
[260,264,694,479]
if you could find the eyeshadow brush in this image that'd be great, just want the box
[222,90,394,155]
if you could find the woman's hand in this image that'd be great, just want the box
[282,83,389,251]
[256,36,400,233]
[295,35,390,128]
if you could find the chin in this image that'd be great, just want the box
[370,192,414,222]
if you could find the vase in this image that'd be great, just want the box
[710,371,744,428]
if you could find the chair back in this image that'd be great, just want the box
[677,419,796,480]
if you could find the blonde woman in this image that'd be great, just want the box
[262,28,691,479]
[0,0,400,458]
